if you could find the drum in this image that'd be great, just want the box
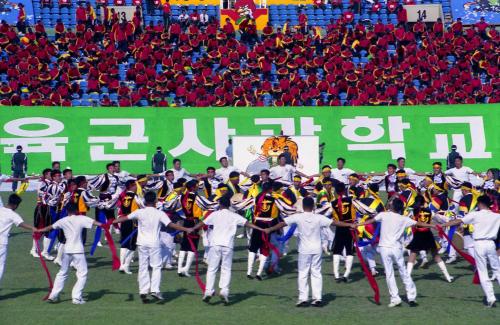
[230,193,244,205]
[294,197,303,213]
[452,231,464,251]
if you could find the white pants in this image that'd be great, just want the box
[205,245,233,297]
[360,245,377,270]
[0,244,7,285]
[473,240,500,303]
[380,247,417,303]
[321,227,334,250]
[452,190,463,212]
[160,232,175,266]
[298,253,323,302]
[138,246,162,295]
[49,253,87,300]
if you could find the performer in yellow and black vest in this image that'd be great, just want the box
[177,180,203,277]
[118,180,144,275]
[53,179,77,266]
[247,182,282,280]
[347,173,366,199]
[430,162,448,194]
[226,171,242,197]
[406,195,454,283]
[356,183,385,276]
[458,181,479,257]
[331,182,356,283]
[315,177,336,255]
[30,168,52,258]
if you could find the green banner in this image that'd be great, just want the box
[0,105,498,174]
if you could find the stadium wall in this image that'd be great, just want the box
[0,105,498,174]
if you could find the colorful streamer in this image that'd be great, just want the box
[436,225,479,285]
[350,229,380,304]
[33,232,53,301]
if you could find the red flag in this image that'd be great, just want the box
[436,225,479,284]
[101,223,121,271]
[33,233,53,300]
[350,229,380,304]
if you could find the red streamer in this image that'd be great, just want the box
[261,232,280,273]
[350,229,380,305]
[187,235,206,293]
[33,233,53,300]
[101,222,121,271]
[436,225,479,285]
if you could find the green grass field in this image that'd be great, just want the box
[0,192,498,325]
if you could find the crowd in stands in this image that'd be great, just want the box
[0,1,498,107]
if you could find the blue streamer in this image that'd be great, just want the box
[357,222,381,247]
[120,228,138,246]
[168,230,182,237]
[47,207,59,252]
[90,211,107,256]
[276,224,297,242]
[446,225,457,254]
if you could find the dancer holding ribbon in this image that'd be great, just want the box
[36,202,104,305]
[358,198,435,307]
[0,194,37,286]
[189,195,264,305]
[440,195,500,308]
[113,191,191,303]
[265,197,356,307]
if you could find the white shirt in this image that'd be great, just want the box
[446,166,473,182]
[52,216,94,254]
[0,174,9,207]
[374,211,416,249]
[200,13,209,23]
[462,210,500,240]
[285,212,332,255]
[128,207,172,247]
[0,207,24,245]
[173,168,191,182]
[331,168,355,184]
[203,209,247,249]
[216,166,240,183]
[270,164,296,183]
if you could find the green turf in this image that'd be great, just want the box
[0,193,498,325]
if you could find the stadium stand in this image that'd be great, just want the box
[0,1,497,107]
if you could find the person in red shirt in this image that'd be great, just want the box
[330,0,342,9]
[387,1,398,13]
[17,3,26,33]
[223,18,235,38]
[313,0,325,10]
[433,17,443,37]
[397,5,407,25]
[349,0,361,13]
[372,0,382,13]
[475,17,488,38]
[298,10,308,33]
[162,0,171,29]
[343,10,354,24]
[451,18,463,36]
[76,3,87,25]
[190,9,200,26]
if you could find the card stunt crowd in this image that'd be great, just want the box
[0,152,499,308]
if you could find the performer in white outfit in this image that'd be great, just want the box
[37,202,102,305]
[445,156,474,208]
[190,196,263,305]
[359,198,435,307]
[441,195,500,308]
[265,197,356,307]
[0,194,37,285]
[113,191,191,303]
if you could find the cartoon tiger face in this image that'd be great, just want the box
[260,136,299,163]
